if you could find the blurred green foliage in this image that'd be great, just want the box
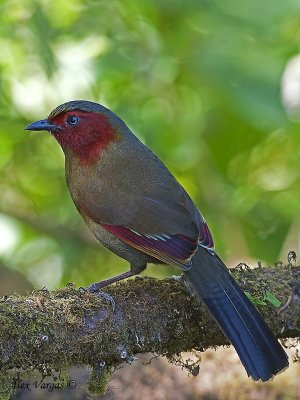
[1,0,300,289]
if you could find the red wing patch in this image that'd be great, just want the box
[199,221,215,254]
[101,224,198,270]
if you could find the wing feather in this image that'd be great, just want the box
[102,224,199,270]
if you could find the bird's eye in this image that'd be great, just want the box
[67,116,80,126]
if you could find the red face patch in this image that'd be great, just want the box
[49,110,119,164]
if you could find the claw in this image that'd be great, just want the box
[81,285,116,312]
[87,282,104,292]
[89,288,116,312]
[171,274,195,296]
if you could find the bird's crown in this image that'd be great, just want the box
[49,100,109,120]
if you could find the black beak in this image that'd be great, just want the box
[25,119,60,132]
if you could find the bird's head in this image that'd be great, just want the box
[26,100,122,164]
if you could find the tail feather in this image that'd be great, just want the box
[185,248,289,381]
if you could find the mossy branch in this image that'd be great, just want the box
[0,266,299,393]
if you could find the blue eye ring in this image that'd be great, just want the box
[67,115,80,126]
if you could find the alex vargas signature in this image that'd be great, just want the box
[13,375,76,392]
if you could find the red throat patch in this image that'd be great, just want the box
[49,111,119,165]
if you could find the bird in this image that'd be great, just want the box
[26,100,289,381]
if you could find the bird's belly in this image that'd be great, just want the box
[84,216,152,267]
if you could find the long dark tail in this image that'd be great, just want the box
[185,247,289,381]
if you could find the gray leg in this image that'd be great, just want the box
[86,270,135,292]
[86,262,147,297]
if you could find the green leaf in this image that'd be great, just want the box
[244,291,267,306]
[263,292,282,308]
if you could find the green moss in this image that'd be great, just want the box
[0,268,297,395]
[87,365,112,395]
[0,371,12,400]
[0,286,114,374]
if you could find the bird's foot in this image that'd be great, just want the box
[81,285,116,312]
[171,274,195,295]
[170,274,185,283]
[82,270,137,312]
[86,270,135,292]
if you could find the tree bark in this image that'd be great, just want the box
[0,266,299,395]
